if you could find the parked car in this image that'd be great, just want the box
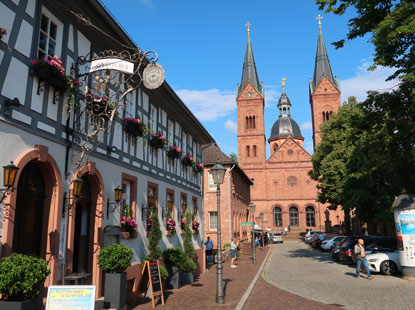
[340,236,396,263]
[270,233,284,244]
[305,231,322,244]
[366,250,401,275]
[321,236,345,251]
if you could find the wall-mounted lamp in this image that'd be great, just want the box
[106,185,123,219]
[163,199,173,220]
[62,178,84,217]
[179,202,187,219]
[0,161,19,203]
[142,195,154,222]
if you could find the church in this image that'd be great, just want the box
[236,19,344,232]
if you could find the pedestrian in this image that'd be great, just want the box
[284,227,288,236]
[230,238,238,268]
[288,224,291,232]
[354,239,373,279]
[280,226,284,234]
[205,236,213,256]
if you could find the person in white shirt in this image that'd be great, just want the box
[230,238,238,268]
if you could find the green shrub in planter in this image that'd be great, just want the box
[0,253,50,301]
[98,243,133,273]
[180,258,197,274]
[162,248,186,267]
[142,256,169,281]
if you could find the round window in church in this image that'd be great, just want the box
[287,149,293,156]
[287,176,297,187]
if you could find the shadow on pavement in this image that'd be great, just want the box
[286,247,338,263]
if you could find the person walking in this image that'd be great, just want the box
[230,238,238,268]
[205,236,213,256]
[354,239,373,279]
[284,227,288,236]
[288,224,291,232]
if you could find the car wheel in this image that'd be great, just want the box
[380,260,398,275]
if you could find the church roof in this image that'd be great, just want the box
[237,27,264,97]
[311,22,340,92]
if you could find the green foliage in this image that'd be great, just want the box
[180,258,197,274]
[0,253,50,301]
[183,211,195,260]
[315,0,415,83]
[148,206,162,260]
[124,204,131,218]
[223,243,231,249]
[229,152,239,164]
[98,243,133,273]
[162,248,186,267]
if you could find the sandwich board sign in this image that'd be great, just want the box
[136,260,164,308]
[46,285,95,310]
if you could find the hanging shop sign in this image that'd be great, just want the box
[79,58,134,75]
[143,63,165,89]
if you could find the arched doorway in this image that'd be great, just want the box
[289,206,299,227]
[306,206,316,227]
[12,162,46,256]
[273,206,282,227]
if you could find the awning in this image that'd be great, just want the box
[253,225,272,231]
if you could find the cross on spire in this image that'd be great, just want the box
[316,14,323,30]
[245,21,252,35]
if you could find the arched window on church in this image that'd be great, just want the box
[289,206,299,227]
[273,144,278,152]
[253,145,257,157]
[306,206,316,227]
[273,207,282,227]
[283,107,287,115]
[322,111,326,122]
[326,111,330,121]
[246,116,249,129]
[246,145,250,157]
[252,116,256,129]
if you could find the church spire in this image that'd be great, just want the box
[311,15,339,92]
[237,22,263,97]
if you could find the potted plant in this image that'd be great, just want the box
[182,154,193,167]
[180,211,197,285]
[31,55,67,92]
[193,161,203,173]
[98,243,133,309]
[123,116,147,137]
[0,253,50,310]
[166,214,176,235]
[149,132,167,149]
[121,205,138,239]
[162,248,186,289]
[167,144,182,160]
[192,219,200,232]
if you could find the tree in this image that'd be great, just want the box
[148,203,162,260]
[316,0,415,83]
[229,153,238,164]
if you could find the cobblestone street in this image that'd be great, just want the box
[262,241,415,310]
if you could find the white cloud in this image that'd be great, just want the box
[264,85,280,108]
[301,121,313,131]
[224,119,238,133]
[341,61,399,103]
[176,89,236,121]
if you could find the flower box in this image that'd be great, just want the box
[167,145,182,159]
[182,154,194,167]
[123,117,146,137]
[0,27,7,41]
[149,132,167,149]
[31,56,67,92]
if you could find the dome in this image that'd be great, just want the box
[270,117,303,139]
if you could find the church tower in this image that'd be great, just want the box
[309,16,341,149]
[237,23,266,168]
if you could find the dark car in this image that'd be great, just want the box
[339,236,396,263]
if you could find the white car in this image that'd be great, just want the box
[366,251,401,275]
[271,233,284,244]
[305,231,322,244]
[321,236,345,251]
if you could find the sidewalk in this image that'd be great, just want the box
[131,248,269,310]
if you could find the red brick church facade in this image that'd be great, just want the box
[236,22,344,232]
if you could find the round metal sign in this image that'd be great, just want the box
[143,63,165,89]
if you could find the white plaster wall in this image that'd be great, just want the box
[0,2,15,45]
[14,19,33,58]
[68,25,74,52]
[142,91,149,112]
[77,30,91,59]
[11,0,19,6]
[25,0,36,19]
[1,57,28,105]
[46,89,59,121]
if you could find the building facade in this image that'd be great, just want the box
[236,23,343,232]
[202,143,252,248]
[0,0,213,301]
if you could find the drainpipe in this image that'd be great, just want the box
[227,164,236,242]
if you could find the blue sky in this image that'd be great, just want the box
[101,0,396,156]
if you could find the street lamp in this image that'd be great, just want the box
[210,160,226,304]
[106,185,123,219]
[0,161,19,203]
[62,178,84,217]
[259,211,264,252]
[249,202,256,264]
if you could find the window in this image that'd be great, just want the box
[150,105,157,132]
[289,206,299,227]
[253,116,256,129]
[253,145,257,157]
[168,120,174,143]
[166,190,174,221]
[306,206,316,227]
[122,182,131,217]
[246,145,250,157]
[246,116,249,129]
[209,212,218,230]
[208,172,216,191]
[273,144,278,152]
[273,207,282,227]
[37,8,63,59]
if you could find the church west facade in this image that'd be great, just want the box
[236,22,343,232]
